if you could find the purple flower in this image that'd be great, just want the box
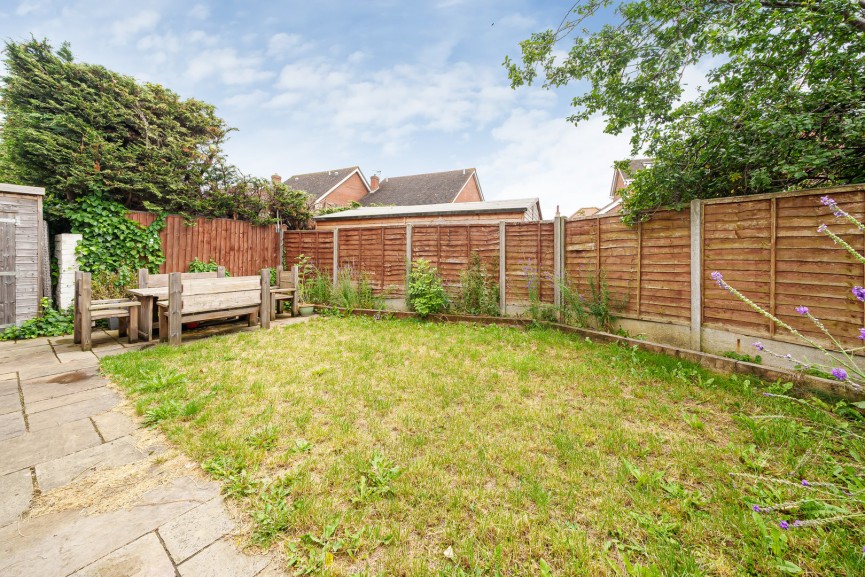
[784,354,792,360]
[832,368,848,381]
[817,223,828,233]
[753,341,764,351]
[752,505,761,512]
[820,196,834,206]
[801,479,809,487]
[795,306,809,315]
[859,329,865,340]
[853,287,865,302]
[793,520,803,527]
[711,271,724,288]
[779,520,789,530]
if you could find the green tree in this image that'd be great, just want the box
[0,38,227,221]
[506,1,865,221]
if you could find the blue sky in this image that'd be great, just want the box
[1,0,633,216]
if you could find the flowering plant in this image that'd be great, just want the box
[711,196,865,393]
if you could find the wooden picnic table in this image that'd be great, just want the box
[128,287,167,342]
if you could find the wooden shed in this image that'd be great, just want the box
[0,183,47,328]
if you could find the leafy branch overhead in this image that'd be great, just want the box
[506,0,865,220]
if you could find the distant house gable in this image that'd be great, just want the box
[286,166,370,208]
[609,158,653,199]
[359,168,484,207]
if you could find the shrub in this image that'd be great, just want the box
[407,259,448,318]
[1,298,74,340]
[303,272,332,304]
[454,252,499,316]
[188,258,230,276]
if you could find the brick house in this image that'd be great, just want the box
[281,166,371,211]
[570,158,653,218]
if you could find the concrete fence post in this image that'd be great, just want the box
[332,227,339,286]
[55,233,82,310]
[690,199,703,351]
[553,216,566,316]
[499,221,507,315]
[405,224,413,300]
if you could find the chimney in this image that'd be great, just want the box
[370,174,380,191]
[271,173,282,185]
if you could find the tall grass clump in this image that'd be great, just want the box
[453,252,499,316]
[330,266,383,311]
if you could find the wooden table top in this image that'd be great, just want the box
[128,287,168,298]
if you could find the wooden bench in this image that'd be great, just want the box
[271,266,299,320]
[157,269,271,346]
[74,271,140,351]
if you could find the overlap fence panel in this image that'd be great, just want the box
[639,209,690,323]
[284,230,334,275]
[128,212,279,277]
[505,221,554,303]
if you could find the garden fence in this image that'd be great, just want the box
[127,184,865,353]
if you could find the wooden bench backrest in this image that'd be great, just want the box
[170,274,262,315]
[276,267,298,289]
[138,268,224,289]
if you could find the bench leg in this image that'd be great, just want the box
[81,308,92,352]
[158,308,168,343]
[128,307,139,344]
[248,311,258,327]
[118,317,128,338]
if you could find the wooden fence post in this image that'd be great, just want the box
[499,221,507,315]
[690,199,703,351]
[333,228,339,287]
[260,268,271,329]
[291,264,300,316]
[553,216,566,316]
[405,224,413,301]
[278,225,285,271]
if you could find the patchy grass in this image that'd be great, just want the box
[101,316,865,576]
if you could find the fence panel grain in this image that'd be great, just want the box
[639,209,690,323]
[505,221,554,303]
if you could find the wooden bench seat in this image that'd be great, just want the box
[271,266,299,319]
[157,269,271,345]
[74,272,140,351]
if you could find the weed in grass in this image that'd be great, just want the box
[623,459,663,489]
[285,517,363,574]
[246,425,279,450]
[681,411,705,431]
[134,368,186,393]
[290,439,313,454]
[353,452,401,503]
[252,475,297,547]
[203,455,261,498]
[142,400,182,426]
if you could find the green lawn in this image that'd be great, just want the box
[101,316,865,576]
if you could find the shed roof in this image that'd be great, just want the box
[0,183,44,196]
[315,198,538,221]
[359,168,481,206]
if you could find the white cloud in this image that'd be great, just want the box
[186,48,275,85]
[15,1,42,16]
[478,109,631,218]
[110,10,160,45]
[223,90,269,108]
[188,4,209,19]
[266,33,309,57]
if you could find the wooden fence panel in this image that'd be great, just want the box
[564,218,599,298]
[284,230,334,275]
[383,227,407,297]
[773,190,865,347]
[127,212,279,277]
[505,221,554,303]
[598,215,639,317]
[639,209,690,323]
[702,199,773,335]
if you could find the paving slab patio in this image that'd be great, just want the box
[0,320,303,577]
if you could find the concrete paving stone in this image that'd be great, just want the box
[253,562,290,577]
[21,369,103,404]
[0,372,17,384]
[36,435,147,492]
[48,335,75,346]
[69,532,176,577]
[0,411,25,442]
[27,385,115,415]
[0,392,20,416]
[56,350,99,364]
[92,411,138,442]
[96,346,137,359]
[178,538,269,577]
[0,476,220,577]
[28,392,120,432]
[18,357,100,381]
[0,380,18,396]
[0,350,58,375]
[0,469,33,528]
[0,419,100,476]
[159,497,235,564]
[0,337,51,351]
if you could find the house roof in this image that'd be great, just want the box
[285,166,368,202]
[315,198,539,221]
[358,168,482,206]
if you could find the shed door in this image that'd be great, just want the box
[0,213,15,328]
